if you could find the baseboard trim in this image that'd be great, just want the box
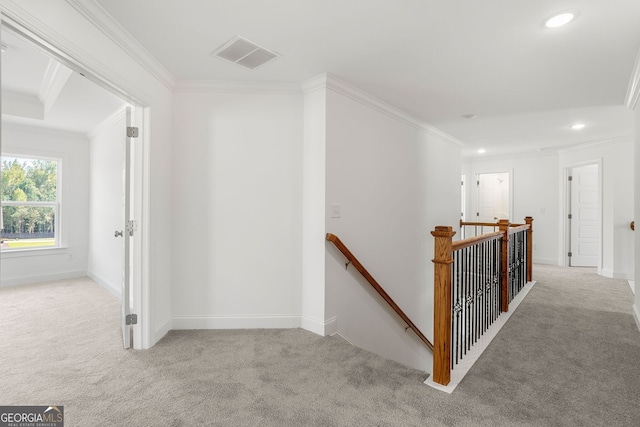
[629,280,635,295]
[533,258,556,265]
[87,272,121,299]
[331,331,355,345]
[324,316,338,336]
[633,304,640,333]
[172,314,302,330]
[425,280,537,394]
[601,269,634,280]
[301,315,337,336]
[0,270,86,288]
[152,316,172,347]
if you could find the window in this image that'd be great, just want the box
[1,155,60,250]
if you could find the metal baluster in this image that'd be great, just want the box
[478,240,484,340]
[488,239,492,332]
[510,235,515,302]
[472,243,476,349]
[464,245,469,355]
[457,248,462,364]
[496,238,499,321]
[519,231,524,293]
[497,237,503,321]
[517,231,522,294]
[457,249,462,366]
[524,231,528,283]
[452,250,457,368]
[480,241,483,340]
[521,232,524,290]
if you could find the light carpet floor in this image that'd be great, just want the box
[1,265,639,426]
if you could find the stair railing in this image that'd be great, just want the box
[326,233,434,352]
[432,217,533,386]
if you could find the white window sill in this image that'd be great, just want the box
[0,247,69,258]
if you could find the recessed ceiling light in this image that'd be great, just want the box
[545,12,576,28]
[461,113,478,119]
[571,123,585,130]
[477,149,486,154]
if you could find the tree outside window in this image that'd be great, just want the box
[1,156,59,250]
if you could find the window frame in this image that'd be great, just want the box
[1,153,62,252]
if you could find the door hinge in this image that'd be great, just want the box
[568,175,573,181]
[126,220,137,236]
[127,127,139,138]
[568,252,572,257]
[477,180,480,186]
[476,212,480,217]
[126,314,138,325]
[568,214,572,219]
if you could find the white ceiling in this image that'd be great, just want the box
[93,0,640,157]
[1,28,126,136]
[4,1,640,156]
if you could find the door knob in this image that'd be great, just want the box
[114,230,123,237]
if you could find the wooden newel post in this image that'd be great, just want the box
[525,216,533,282]
[498,219,510,313]
[431,226,456,386]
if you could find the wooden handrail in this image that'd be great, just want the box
[326,233,434,352]
[460,220,500,228]
[461,219,527,228]
[452,231,502,251]
[508,224,529,235]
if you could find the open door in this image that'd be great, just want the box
[0,16,146,349]
[120,106,136,348]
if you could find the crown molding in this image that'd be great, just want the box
[301,73,329,94]
[2,120,88,140]
[463,147,559,161]
[320,73,465,147]
[174,79,302,94]
[87,103,127,140]
[625,47,640,110]
[556,135,632,153]
[65,0,175,90]
[462,135,632,161]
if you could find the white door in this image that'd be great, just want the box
[476,172,510,222]
[569,164,599,267]
[120,106,134,348]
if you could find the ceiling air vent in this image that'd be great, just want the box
[212,36,279,70]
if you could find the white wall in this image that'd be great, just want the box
[323,79,461,372]
[559,139,635,279]
[87,111,126,297]
[633,106,640,331]
[5,0,175,347]
[466,142,635,280]
[1,124,89,286]
[465,153,559,265]
[171,89,303,329]
[301,80,327,334]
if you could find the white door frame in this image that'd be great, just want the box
[560,159,603,272]
[1,14,150,349]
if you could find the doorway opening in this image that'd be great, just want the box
[0,20,145,349]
